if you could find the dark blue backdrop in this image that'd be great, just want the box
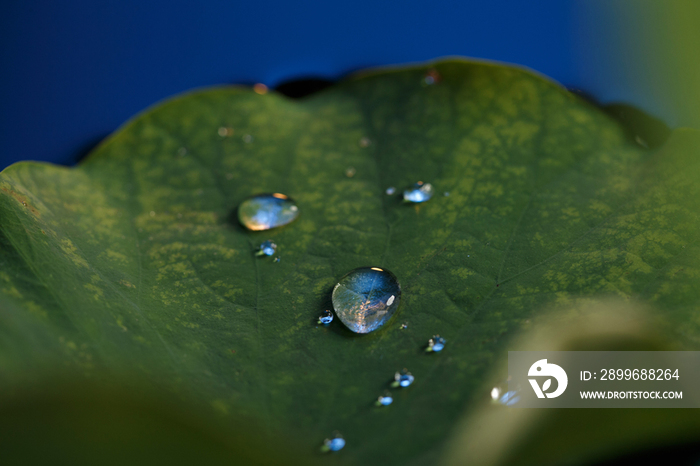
[0,1,660,170]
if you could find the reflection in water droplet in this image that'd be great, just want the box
[392,369,414,388]
[318,310,333,325]
[238,193,300,231]
[426,335,446,352]
[256,240,277,256]
[376,392,393,406]
[345,167,356,178]
[385,187,396,195]
[359,137,371,148]
[322,434,345,452]
[332,267,401,334]
[253,83,268,95]
[403,181,434,203]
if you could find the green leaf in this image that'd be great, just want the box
[444,301,700,466]
[1,59,699,464]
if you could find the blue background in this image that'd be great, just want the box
[0,1,662,170]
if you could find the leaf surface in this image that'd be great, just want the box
[1,60,699,465]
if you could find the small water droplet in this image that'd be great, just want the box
[635,135,649,148]
[318,310,333,325]
[403,181,434,203]
[422,68,441,86]
[385,187,396,195]
[177,147,187,156]
[359,137,371,148]
[274,256,281,262]
[331,267,401,334]
[237,193,300,231]
[392,369,414,388]
[256,240,277,256]
[376,391,393,406]
[491,381,520,406]
[443,192,450,197]
[243,134,253,143]
[345,167,356,178]
[400,323,408,329]
[426,335,446,352]
[149,211,155,217]
[322,434,345,452]
[253,83,268,95]
[218,127,233,137]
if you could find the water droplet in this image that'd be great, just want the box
[253,83,268,95]
[359,137,371,148]
[635,135,649,148]
[376,392,393,406]
[331,267,401,334]
[403,181,434,203]
[426,335,446,352]
[256,240,277,257]
[400,323,408,329]
[322,434,345,452]
[274,257,281,262]
[385,187,396,195]
[345,167,356,178]
[422,68,441,86]
[177,147,187,156]
[443,192,450,197]
[218,127,233,137]
[243,134,253,143]
[491,382,520,406]
[392,369,414,388]
[238,193,300,231]
[318,310,333,325]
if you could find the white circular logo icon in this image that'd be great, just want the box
[528,359,568,398]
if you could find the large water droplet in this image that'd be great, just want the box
[238,193,299,231]
[331,267,401,333]
[403,182,433,203]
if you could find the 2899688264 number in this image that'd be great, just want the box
[600,369,679,381]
